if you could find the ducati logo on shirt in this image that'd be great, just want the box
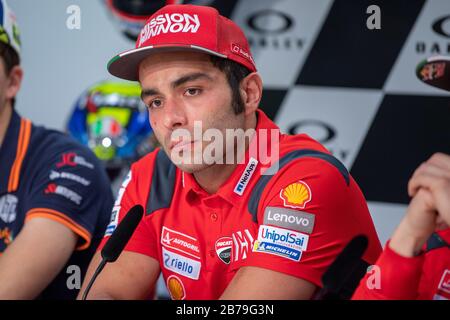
[434,269,450,300]
[0,194,18,223]
[279,180,312,209]
[215,237,232,264]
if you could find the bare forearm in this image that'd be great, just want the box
[0,255,52,299]
[220,266,316,300]
[0,247,74,299]
[0,218,77,299]
[78,251,160,300]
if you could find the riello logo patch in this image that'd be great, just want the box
[162,247,201,280]
[139,13,201,46]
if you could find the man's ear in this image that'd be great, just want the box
[240,72,263,116]
[6,65,23,100]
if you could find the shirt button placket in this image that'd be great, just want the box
[207,211,220,265]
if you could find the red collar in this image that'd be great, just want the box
[181,109,280,207]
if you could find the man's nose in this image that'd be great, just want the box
[162,97,187,130]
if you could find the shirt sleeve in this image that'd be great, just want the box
[97,162,159,261]
[352,240,425,300]
[23,145,113,251]
[237,157,381,288]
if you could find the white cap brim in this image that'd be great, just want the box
[107,45,227,81]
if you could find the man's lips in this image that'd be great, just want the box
[169,140,196,151]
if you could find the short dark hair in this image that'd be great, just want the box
[0,42,20,107]
[0,42,20,74]
[209,55,251,115]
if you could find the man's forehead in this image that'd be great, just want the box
[138,51,215,75]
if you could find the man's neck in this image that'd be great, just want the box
[193,112,258,194]
[193,162,238,194]
[0,103,13,149]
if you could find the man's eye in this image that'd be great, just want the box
[185,88,201,96]
[149,99,163,109]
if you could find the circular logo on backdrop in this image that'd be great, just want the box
[288,120,337,144]
[247,9,293,34]
[244,8,303,51]
[432,15,450,38]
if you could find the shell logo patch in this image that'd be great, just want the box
[279,180,312,209]
[167,275,186,300]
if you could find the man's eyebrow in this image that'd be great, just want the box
[171,72,213,89]
[140,88,160,101]
[140,73,213,101]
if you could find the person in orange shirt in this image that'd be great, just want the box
[0,0,113,299]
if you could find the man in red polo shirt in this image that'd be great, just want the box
[80,4,381,300]
[353,56,450,300]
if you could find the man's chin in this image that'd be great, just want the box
[163,148,216,173]
[172,162,212,174]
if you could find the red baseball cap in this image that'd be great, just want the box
[107,4,257,81]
